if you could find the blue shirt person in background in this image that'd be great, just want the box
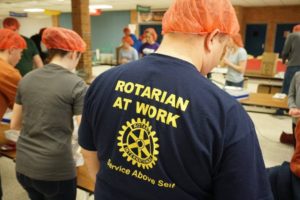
[123,27,142,52]
[79,0,273,199]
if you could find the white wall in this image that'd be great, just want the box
[0,16,52,37]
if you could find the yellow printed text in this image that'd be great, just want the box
[115,80,189,112]
[136,101,180,128]
[131,170,156,185]
[112,97,132,110]
[157,180,176,189]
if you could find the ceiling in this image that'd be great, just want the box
[0,0,299,18]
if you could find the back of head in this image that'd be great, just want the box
[2,17,20,31]
[162,0,239,36]
[123,27,131,35]
[42,27,86,53]
[0,29,26,50]
[122,36,134,46]
[293,24,300,33]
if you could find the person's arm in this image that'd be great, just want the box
[223,49,247,73]
[282,35,292,64]
[11,103,22,130]
[223,58,247,73]
[75,115,82,125]
[288,74,297,109]
[81,148,100,182]
[33,54,43,68]
[288,74,300,117]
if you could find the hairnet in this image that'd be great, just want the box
[293,25,300,33]
[2,17,20,31]
[0,29,26,49]
[232,33,244,47]
[123,27,130,34]
[144,28,158,41]
[162,0,239,35]
[122,36,134,46]
[42,27,86,52]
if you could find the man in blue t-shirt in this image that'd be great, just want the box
[78,0,273,199]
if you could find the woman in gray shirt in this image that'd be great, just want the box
[11,27,87,200]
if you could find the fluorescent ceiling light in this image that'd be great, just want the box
[24,8,45,12]
[89,5,113,9]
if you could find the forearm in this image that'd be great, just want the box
[11,103,23,130]
[228,63,245,73]
[81,148,100,183]
[33,55,43,68]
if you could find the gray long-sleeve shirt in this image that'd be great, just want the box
[282,32,300,67]
[288,72,300,123]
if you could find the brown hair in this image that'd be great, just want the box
[45,49,80,64]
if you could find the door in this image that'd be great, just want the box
[245,24,267,57]
[274,23,299,57]
[139,24,162,44]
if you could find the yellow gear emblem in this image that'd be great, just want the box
[117,118,159,169]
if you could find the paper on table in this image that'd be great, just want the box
[272,93,287,99]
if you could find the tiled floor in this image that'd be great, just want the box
[0,72,294,199]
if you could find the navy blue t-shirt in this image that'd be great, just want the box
[79,54,273,200]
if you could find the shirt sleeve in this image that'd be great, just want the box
[288,74,297,108]
[282,35,293,60]
[133,49,138,61]
[78,86,97,151]
[0,68,21,108]
[72,80,88,115]
[238,48,248,62]
[213,104,273,200]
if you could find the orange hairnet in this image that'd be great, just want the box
[122,36,134,46]
[0,29,26,49]
[42,27,86,52]
[2,17,20,31]
[293,24,300,33]
[144,28,158,41]
[232,33,244,47]
[123,27,130,34]
[162,0,239,35]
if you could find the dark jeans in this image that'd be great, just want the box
[225,80,244,87]
[16,173,77,200]
[282,66,300,94]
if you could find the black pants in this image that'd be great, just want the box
[225,80,244,88]
[16,173,76,200]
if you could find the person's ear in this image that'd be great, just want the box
[204,29,220,53]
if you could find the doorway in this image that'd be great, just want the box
[245,24,267,57]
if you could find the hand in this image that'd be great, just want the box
[289,108,300,117]
[120,58,129,64]
[223,58,232,66]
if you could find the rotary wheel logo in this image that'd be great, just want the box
[117,118,159,169]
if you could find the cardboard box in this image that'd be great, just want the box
[260,52,279,76]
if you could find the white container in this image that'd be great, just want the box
[4,130,20,143]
